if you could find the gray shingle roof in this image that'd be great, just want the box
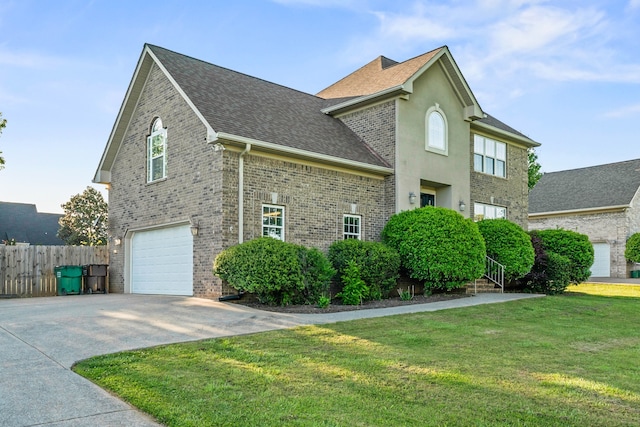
[0,202,64,245]
[529,159,640,214]
[147,45,390,168]
[477,113,532,141]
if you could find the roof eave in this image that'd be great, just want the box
[210,132,393,176]
[321,85,410,116]
[529,204,629,218]
[472,120,540,148]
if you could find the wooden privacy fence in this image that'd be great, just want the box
[0,245,109,297]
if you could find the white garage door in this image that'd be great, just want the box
[591,243,611,278]
[131,225,193,295]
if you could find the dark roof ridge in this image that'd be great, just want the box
[145,43,325,102]
[389,46,445,68]
[544,158,640,175]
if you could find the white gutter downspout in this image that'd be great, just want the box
[238,143,251,243]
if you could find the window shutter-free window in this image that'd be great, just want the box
[473,135,506,178]
[262,205,284,241]
[343,214,361,240]
[147,118,167,182]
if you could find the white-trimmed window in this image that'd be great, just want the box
[343,214,361,240]
[147,118,167,182]
[426,104,448,155]
[474,203,507,221]
[474,135,506,177]
[262,204,284,241]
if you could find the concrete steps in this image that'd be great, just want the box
[466,278,503,294]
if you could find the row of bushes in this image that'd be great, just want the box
[213,237,401,306]
[214,207,597,305]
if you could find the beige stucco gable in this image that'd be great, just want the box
[395,58,473,213]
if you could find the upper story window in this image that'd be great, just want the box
[343,214,361,240]
[426,104,448,155]
[474,135,506,178]
[474,203,507,221]
[147,118,167,182]
[262,204,285,241]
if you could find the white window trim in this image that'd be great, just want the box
[425,104,448,156]
[473,202,507,221]
[262,204,285,241]
[473,134,506,178]
[343,214,362,240]
[147,118,167,183]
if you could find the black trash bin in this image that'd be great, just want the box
[82,264,109,294]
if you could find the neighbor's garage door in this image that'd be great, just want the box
[131,225,193,295]
[591,243,611,278]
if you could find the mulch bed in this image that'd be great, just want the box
[228,292,471,314]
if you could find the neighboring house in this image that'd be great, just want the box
[94,44,539,297]
[529,159,640,278]
[0,202,64,245]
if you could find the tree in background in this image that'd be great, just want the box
[58,186,108,246]
[0,112,6,170]
[528,148,542,190]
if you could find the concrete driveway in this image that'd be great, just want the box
[0,293,542,426]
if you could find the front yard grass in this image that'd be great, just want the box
[74,284,640,426]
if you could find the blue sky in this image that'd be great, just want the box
[1,0,639,213]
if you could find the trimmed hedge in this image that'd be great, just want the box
[328,239,400,301]
[381,206,486,291]
[536,229,593,284]
[625,233,640,263]
[213,237,335,305]
[477,219,534,282]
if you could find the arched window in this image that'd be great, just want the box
[426,104,448,155]
[147,117,167,182]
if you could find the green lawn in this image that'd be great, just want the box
[74,284,640,426]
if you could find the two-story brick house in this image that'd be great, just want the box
[94,44,539,297]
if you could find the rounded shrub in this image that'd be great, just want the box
[519,232,573,294]
[328,239,400,300]
[519,232,572,294]
[213,237,334,306]
[536,229,594,284]
[624,233,640,263]
[381,206,486,291]
[477,219,534,282]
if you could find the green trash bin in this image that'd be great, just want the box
[55,265,83,296]
[631,270,640,279]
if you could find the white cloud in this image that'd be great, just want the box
[603,103,640,118]
[487,6,605,56]
[373,4,458,42]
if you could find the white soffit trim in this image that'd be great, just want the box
[210,132,393,176]
[529,204,629,218]
[472,120,540,148]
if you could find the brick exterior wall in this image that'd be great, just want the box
[236,154,388,250]
[338,101,397,219]
[107,63,223,297]
[470,136,529,229]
